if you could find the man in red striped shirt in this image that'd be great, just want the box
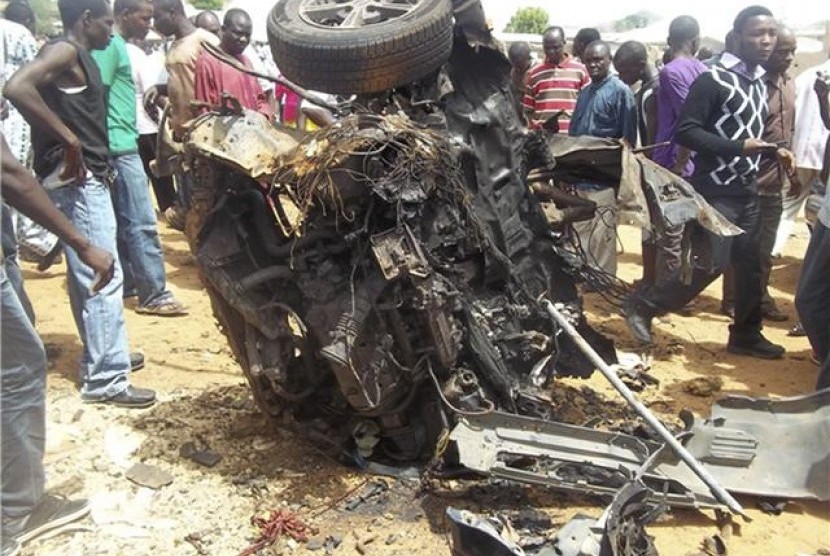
[523,26,590,132]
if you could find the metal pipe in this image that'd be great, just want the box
[631,141,672,154]
[543,300,750,520]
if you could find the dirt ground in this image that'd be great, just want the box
[18,219,830,556]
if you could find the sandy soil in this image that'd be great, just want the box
[17,219,830,556]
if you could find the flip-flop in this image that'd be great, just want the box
[135,298,188,316]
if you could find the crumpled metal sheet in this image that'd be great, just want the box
[547,135,742,237]
[185,109,300,179]
[547,135,650,231]
[446,482,662,556]
[450,411,722,509]
[638,158,742,237]
[685,388,830,501]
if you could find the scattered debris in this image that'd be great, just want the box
[125,463,174,490]
[756,499,789,516]
[699,535,727,556]
[343,480,389,512]
[184,532,210,555]
[681,377,723,398]
[447,482,664,556]
[237,509,311,556]
[180,441,222,468]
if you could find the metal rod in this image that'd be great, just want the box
[543,300,750,520]
[631,141,671,154]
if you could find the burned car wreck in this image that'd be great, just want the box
[173,1,828,543]
[183,0,635,463]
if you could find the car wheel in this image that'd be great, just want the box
[267,0,454,95]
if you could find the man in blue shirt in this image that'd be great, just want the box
[568,40,637,279]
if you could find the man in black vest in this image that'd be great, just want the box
[4,0,156,407]
[623,5,794,359]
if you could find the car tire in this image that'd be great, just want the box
[267,0,454,95]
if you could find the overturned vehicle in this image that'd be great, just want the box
[179,0,738,469]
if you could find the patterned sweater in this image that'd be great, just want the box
[676,52,769,197]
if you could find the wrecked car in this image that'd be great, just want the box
[179,0,740,472]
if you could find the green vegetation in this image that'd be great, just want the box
[190,0,225,10]
[503,7,549,35]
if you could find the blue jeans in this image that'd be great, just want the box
[112,153,171,308]
[1,266,45,520]
[1,204,34,324]
[48,178,130,398]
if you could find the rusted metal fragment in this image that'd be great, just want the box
[185,110,300,180]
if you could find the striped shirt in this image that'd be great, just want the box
[523,57,590,132]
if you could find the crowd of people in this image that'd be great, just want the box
[0,0,828,554]
[0,0,293,552]
[517,7,829,385]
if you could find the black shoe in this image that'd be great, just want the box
[1,538,20,556]
[762,307,788,322]
[727,331,785,360]
[720,302,734,318]
[788,321,806,337]
[130,352,144,372]
[3,494,90,544]
[623,296,654,345]
[82,386,156,408]
[36,243,63,272]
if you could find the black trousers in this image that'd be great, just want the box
[636,193,763,335]
[795,221,830,390]
[137,133,177,212]
[722,194,782,311]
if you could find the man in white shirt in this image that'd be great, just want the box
[773,53,830,255]
[1,17,60,272]
[125,40,177,213]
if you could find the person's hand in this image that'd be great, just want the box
[144,85,160,112]
[59,140,86,184]
[143,86,168,120]
[786,172,803,199]
[77,242,115,292]
[742,138,777,154]
[776,147,796,174]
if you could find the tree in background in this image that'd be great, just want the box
[503,7,549,35]
[613,12,656,32]
[190,0,225,10]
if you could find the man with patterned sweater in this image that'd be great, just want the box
[624,5,794,359]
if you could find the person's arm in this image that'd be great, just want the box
[144,84,169,114]
[676,73,768,157]
[643,92,658,148]
[816,76,830,131]
[1,135,114,291]
[815,75,830,184]
[661,69,696,173]
[620,87,638,146]
[4,41,86,182]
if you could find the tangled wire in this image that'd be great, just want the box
[236,509,311,556]
[272,113,473,231]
